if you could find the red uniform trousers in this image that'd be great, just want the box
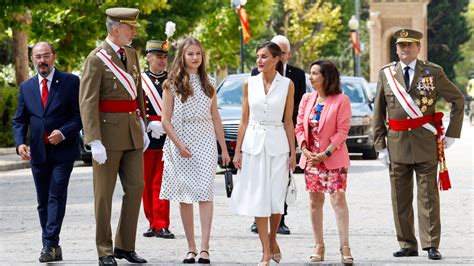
[142,149,170,230]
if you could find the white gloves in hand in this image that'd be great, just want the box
[378,148,390,167]
[140,119,150,151]
[89,140,107,164]
[443,136,455,149]
[147,121,165,139]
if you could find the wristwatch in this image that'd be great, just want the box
[324,150,332,157]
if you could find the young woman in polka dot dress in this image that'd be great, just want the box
[160,37,231,264]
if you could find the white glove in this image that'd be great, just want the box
[443,136,455,149]
[89,140,107,164]
[147,121,165,139]
[140,119,150,151]
[378,148,390,167]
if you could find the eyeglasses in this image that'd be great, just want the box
[32,53,53,60]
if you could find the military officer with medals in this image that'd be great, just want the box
[373,29,464,260]
[79,7,149,266]
[141,39,175,239]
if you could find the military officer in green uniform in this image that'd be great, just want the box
[373,29,464,260]
[79,7,148,266]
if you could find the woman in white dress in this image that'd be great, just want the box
[160,37,230,264]
[230,41,296,265]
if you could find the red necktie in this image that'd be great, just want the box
[41,79,49,143]
[41,79,48,107]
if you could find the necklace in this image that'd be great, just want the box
[316,96,327,104]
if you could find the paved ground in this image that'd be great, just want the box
[0,119,472,265]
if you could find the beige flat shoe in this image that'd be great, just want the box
[340,246,354,265]
[310,244,325,262]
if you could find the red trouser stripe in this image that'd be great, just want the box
[142,150,170,229]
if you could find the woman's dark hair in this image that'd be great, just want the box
[256,41,284,76]
[310,60,342,95]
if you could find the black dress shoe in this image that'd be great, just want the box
[277,224,291,234]
[156,228,175,239]
[55,245,63,261]
[427,247,442,260]
[250,221,258,233]
[113,248,147,263]
[393,248,418,257]
[143,227,156,237]
[39,246,55,263]
[99,255,117,266]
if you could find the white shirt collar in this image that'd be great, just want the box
[400,59,417,71]
[38,68,56,87]
[106,37,121,52]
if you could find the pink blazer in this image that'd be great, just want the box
[295,92,351,170]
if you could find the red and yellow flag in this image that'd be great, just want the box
[349,31,361,55]
[238,7,251,44]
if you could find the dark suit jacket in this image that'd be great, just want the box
[13,69,82,164]
[251,64,306,124]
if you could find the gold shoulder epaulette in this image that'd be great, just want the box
[422,61,442,69]
[381,61,396,70]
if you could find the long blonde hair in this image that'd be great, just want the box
[164,37,214,103]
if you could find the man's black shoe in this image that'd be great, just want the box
[427,247,442,260]
[277,224,291,235]
[55,245,63,261]
[250,221,258,233]
[393,248,418,257]
[39,246,55,263]
[114,248,147,263]
[99,255,117,266]
[156,228,175,239]
[143,227,156,237]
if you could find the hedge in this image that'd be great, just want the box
[0,86,19,147]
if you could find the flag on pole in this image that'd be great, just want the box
[238,7,251,44]
[349,31,361,55]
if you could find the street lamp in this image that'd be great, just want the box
[348,15,361,77]
[231,0,247,73]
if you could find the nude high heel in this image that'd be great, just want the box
[309,244,325,262]
[340,246,354,265]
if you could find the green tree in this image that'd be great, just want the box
[428,0,470,80]
[29,0,167,72]
[195,0,274,73]
[454,2,474,92]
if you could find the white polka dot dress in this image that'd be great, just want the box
[160,74,218,203]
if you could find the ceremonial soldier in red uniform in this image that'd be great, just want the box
[141,40,175,239]
[373,29,464,260]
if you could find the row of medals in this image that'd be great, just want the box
[415,76,435,113]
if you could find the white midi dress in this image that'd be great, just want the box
[160,74,218,203]
[229,72,291,217]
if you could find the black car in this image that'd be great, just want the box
[216,73,377,168]
[79,129,92,164]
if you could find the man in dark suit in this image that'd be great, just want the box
[12,41,81,263]
[250,35,306,235]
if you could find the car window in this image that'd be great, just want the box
[217,78,244,106]
[342,81,366,104]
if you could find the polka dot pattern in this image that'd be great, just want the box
[160,74,218,203]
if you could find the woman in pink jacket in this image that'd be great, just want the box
[295,60,353,264]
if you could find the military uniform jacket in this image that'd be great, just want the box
[79,41,145,150]
[373,59,464,164]
[144,70,167,150]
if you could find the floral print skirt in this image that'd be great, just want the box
[304,163,348,193]
[304,116,348,193]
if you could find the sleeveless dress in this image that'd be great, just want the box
[229,72,291,217]
[304,103,348,193]
[160,74,218,203]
